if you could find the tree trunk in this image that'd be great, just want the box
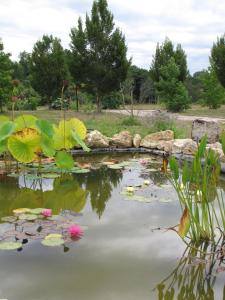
[130,89,134,117]
[96,93,101,113]
[75,85,79,112]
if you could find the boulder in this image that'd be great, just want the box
[206,142,224,158]
[141,130,174,143]
[140,140,173,153]
[192,119,220,143]
[110,131,133,148]
[172,139,197,155]
[85,130,109,148]
[133,134,142,148]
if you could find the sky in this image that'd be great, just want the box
[1,0,225,74]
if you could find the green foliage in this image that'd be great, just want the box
[170,135,225,243]
[152,120,184,138]
[185,71,205,103]
[0,114,89,168]
[121,116,140,126]
[102,91,122,109]
[157,58,190,112]
[69,0,130,112]
[150,37,188,83]
[30,35,68,104]
[200,68,225,109]
[210,34,225,89]
[0,39,12,111]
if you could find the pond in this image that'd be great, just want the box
[0,153,224,300]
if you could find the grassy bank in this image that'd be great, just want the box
[2,108,190,138]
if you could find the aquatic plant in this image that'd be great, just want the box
[169,136,225,243]
[0,114,90,172]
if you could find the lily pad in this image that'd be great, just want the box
[0,241,22,250]
[45,233,63,240]
[19,214,38,221]
[41,173,60,179]
[13,208,31,214]
[41,238,64,247]
[71,168,90,174]
[29,208,45,215]
[125,195,154,203]
[1,216,18,223]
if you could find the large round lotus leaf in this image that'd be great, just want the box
[0,121,16,142]
[40,134,56,157]
[8,128,41,163]
[0,116,9,124]
[55,151,74,170]
[53,127,73,150]
[53,118,87,150]
[0,241,22,250]
[41,238,64,247]
[69,118,87,140]
[1,216,18,223]
[13,208,31,214]
[0,139,7,154]
[14,115,37,131]
[35,119,54,138]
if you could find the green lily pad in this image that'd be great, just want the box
[0,241,22,250]
[41,173,60,179]
[41,238,64,247]
[19,214,38,221]
[71,168,90,174]
[1,216,18,223]
[108,165,123,170]
[29,208,45,215]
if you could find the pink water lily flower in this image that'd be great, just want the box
[42,208,52,218]
[68,225,83,237]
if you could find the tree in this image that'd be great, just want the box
[157,58,189,112]
[211,34,225,89]
[139,76,156,103]
[30,35,68,105]
[150,38,188,84]
[69,0,130,112]
[68,17,88,111]
[185,71,205,103]
[0,39,12,112]
[200,68,225,109]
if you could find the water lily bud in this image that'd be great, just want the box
[42,208,52,218]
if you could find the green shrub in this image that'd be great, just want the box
[7,96,39,111]
[102,91,122,109]
[121,116,141,126]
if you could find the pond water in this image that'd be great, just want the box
[0,154,224,300]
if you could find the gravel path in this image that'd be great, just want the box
[107,109,225,123]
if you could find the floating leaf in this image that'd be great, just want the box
[1,216,17,223]
[0,241,22,250]
[70,167,90,174]
[55,151,74,170]
[19,213,38,221]
[45,233,63,240]
[108,164,123,170]
[125,195,154,202]
[29,208,45,215]
[178,207,190,238]
[8,128,41,163]
[42,173,60,179]
[41,238,64,247]
[13,208,31,214]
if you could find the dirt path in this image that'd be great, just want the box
[107,109,225,123]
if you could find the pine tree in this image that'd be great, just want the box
[69,0,130,112]
[157,58,189,112]
[210,34,225,89]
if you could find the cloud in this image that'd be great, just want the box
[0,0,225,73]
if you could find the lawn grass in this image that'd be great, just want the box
[1,108,190,138]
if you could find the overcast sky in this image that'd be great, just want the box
[1,0,225,74]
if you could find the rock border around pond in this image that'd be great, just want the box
[77,127,225,173]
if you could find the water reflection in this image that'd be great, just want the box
[155,238,225,300]
[0,166,123,219]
